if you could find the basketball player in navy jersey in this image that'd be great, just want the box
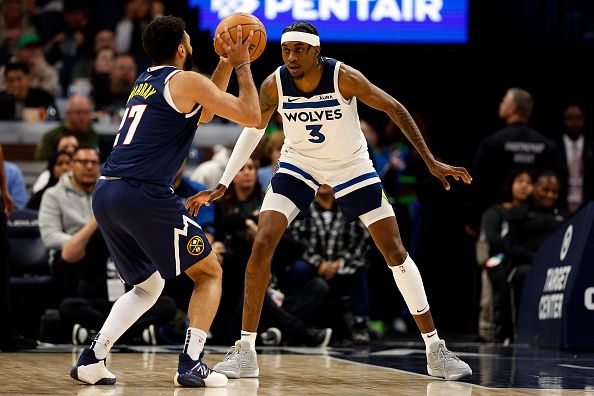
[70,16,260,388]
[188,22,473,381]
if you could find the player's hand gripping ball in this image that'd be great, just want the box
[213,12,267,62]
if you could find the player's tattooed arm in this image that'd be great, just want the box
[338,63,434,165]
[256,73,280,129]
[338,63,471,190]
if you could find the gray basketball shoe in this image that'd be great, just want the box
[426,340,472,381]
[213,340,259,379]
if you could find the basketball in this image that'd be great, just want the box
[213,12,267,62]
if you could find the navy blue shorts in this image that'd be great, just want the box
[92,178,212,285]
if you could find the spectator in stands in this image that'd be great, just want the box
[115,0,152,70]
[35,94,98,160]
[0,62,58,120]
[27,150,73,211]
[31,134,78,194]
[0,144,38,351]
[284,184,372,345]
[464,87,558,237]
[554,104,594,214]
[38,145,175,344]
[476,168,533,343]
[173,161,215,232]
[93,53,137,121]
[190,144,230,189]
[505,170,566,333]
[0,33,59,95]
[94,29,116,52]
[0,0,35,61]
[44,0,95,94]
[257,131,284,193]
[2,160,27,209]
[210,158,330,346]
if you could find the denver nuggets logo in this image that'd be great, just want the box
[187,236,205,256]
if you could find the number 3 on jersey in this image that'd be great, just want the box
[113,104,147,146]
[306,124,326,143]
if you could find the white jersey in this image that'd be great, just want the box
[274,57,368,170]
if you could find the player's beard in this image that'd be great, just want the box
[183,48,194,71]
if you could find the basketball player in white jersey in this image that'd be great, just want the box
[187,21,473,381]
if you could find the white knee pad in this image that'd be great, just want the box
[134,271,165,301]
[390,255,430,315]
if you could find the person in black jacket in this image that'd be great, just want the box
[505,170,567,334]
[477,168,533,342]
[553,104,594,214]
[0,62,58,120]
[464,87,558,237]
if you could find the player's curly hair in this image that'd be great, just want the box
[142,15,186,64]
[282,22,322,64]
[282,21,319,36]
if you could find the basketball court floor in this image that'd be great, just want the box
[1,341,593,395]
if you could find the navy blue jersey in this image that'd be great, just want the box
[101,66,202,186]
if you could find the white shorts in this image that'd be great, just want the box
[261,153,395,227]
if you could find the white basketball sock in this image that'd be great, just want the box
[92,271,164,359]
[241,330,257,350]
[389,254,430,315]
[422,330,440,353]
[183,327,207,360]
[91,332,111,360]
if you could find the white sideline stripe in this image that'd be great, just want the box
[559,364,594,370]
[325,355,493,390]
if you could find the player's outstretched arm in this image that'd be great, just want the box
[200,60,233,123]
[338,63,472,190]
[185,74,279,217]
[170,26,260,127]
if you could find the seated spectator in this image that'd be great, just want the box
[476,168,533,343]
[115,0,153,70]
[27,150,72,211]
[35,94,98,160]
[173,161,214,231]
[94,29,116,52]
[283,184,372,345]
[31,134,79,194]
[1,144,39,351]
[93,53,137,121]
[88,47,115,121]
[44,0,95,94]
[257,131,284,193]
[190,144,230,189]
[0,0,36,60]
[0,62,58,120]
[0,32,59,95]
[38,145,175,344]
[505,170,567,334]
[209,158,329,346]
[2,160,27,209]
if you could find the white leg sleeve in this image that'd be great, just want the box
[389,254,430,315]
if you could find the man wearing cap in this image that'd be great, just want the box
[0,33,59,95]
[190,21,473,381]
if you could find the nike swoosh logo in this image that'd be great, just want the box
[416,304,428,313]
[287,97,300,102]
[427,331,436,338]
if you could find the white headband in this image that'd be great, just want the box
[280,31,320,47]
